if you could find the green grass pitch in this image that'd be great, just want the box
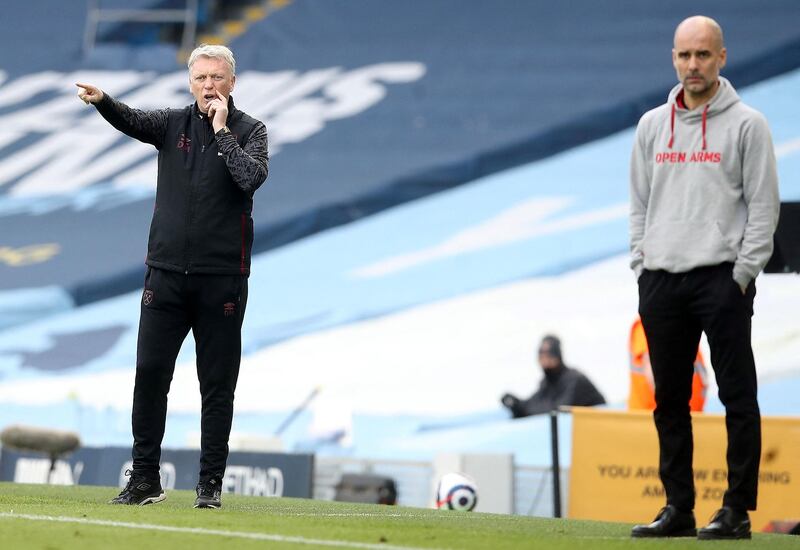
[0,483,796,549]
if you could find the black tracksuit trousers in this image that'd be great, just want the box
[131,267,248,482]
[638,262,760,513]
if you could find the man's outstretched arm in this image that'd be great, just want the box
[76,82,169,149]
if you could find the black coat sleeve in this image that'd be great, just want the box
[513,369,605,418]
[516,385,554,417]
[94,93,169,149]
[216,122,269,196]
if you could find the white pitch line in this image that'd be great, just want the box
[0,512,438,550]
[277,512,412,517]
[273,512,497,520]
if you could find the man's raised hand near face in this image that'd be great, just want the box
[207,89,229,133]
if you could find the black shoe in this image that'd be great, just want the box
[631,505,697,538]
[194,477,222,509]
[698,507,751,540]
[109,469,166,505]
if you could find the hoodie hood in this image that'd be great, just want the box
[665,77,740,150]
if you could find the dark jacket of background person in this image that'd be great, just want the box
[501,335,605,418]
[502,364,606,418]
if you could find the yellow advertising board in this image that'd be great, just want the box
[567,407,800,531]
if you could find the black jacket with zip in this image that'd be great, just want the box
[95,93,269,276]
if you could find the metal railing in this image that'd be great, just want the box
[314,457,433,508]
[83,0,199,55]
[313,456,568,516]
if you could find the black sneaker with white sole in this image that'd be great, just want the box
[194,477,222,509]
[109,470,166,505]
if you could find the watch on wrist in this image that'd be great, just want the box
[217,126,230,136]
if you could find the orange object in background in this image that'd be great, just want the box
[628,317,708,412]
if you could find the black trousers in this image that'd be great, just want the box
[131,267,248,481]
[638,262,760,512]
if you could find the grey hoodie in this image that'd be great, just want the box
[629,77,780,288]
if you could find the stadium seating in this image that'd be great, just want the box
[2,0,800,314]
[0,1,799,467]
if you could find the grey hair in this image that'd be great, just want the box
[188,44,236,75]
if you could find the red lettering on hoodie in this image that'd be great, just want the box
[689,151,722,163]
[655,152,686,163]
[655,151,721,164]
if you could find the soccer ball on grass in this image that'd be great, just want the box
[435,472,478,511]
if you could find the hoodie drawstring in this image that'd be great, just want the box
[668,102,710,150]
[668,103,675,149]
[701,104,709,150]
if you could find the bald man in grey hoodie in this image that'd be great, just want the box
[629,16,779,540]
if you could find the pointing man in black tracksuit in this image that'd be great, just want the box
[77,44,268,509]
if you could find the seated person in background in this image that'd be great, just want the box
[628,316,708,412]
[501,335,606,418]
